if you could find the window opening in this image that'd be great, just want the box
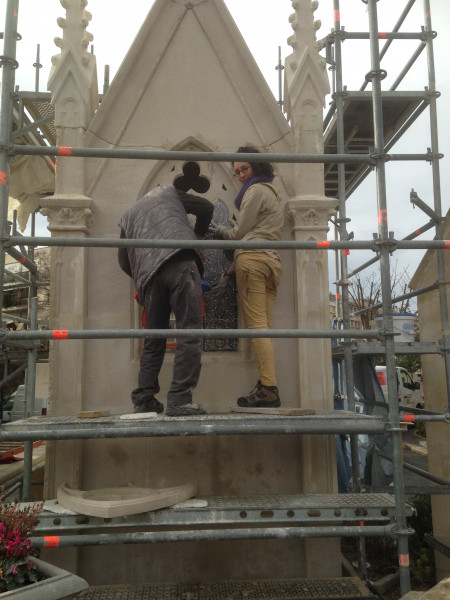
[173,161,210,194]
[203,200,238,352]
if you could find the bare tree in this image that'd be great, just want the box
[35,248,50,330]
[348,262,414,330]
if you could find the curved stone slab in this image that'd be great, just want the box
[57,482,197,518]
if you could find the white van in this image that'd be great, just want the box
[6,385,48,422]
[375,366,423,409]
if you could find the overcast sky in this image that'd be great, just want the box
[1,0,449,293]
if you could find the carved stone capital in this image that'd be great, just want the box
[287,195,337,238]
[40,195,93,235]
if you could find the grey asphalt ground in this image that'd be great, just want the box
[401,428,431,492]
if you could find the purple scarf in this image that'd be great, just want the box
[234,175,274,210]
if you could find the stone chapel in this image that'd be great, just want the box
[39,0,339,584]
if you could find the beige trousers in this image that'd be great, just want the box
[235,252,282,387]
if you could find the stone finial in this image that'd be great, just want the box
[46,0,98,200]
[287,0,323,56]
[284,0,330,125]
[51,0,93,69]
[284,1,331,196]
[48,0,98,130]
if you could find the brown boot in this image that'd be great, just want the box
[237,383,280,408]
[237,381,261,405]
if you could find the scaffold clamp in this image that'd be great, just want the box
[365,68,387,83]
[420,28,438,42]
[425,147,443,163]
[0,55,19,69]
[391,527,415,538]
[373,233,397,255]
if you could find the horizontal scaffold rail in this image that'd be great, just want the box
[11,146,376,164]
[3,236,450,252]
[335,31,433,41]
[30,524,398,549]
[0,412,387,442]
[9,146,440,165]
[0,327,380,341]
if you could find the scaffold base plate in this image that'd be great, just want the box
[75,577,378,599]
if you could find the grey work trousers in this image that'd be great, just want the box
[131,257,203,409]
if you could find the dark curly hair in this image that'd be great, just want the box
[233,145,275,179]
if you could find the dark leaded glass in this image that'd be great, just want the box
[202,200,238,352]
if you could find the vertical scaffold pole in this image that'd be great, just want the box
[366,0,411,594]
[333,0,367,579]
[0,0,19,315]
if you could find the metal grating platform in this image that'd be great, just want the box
[332,341,441,357]
[74,577,378,600]
[36,493,409,534]
[323,90,429,198]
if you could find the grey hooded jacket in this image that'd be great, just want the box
[118,186,213,300]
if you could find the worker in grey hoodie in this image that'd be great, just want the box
[118,182,214,416]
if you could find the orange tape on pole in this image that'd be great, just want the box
[378,209,387,225]
[317,241,330,248]
[399,554,410,567]
[403,415,415,423]
[53,330,69,339]
[0,172,7,185]
[444,241,450,249]
[58,147,73,156]
[44,536,60,547]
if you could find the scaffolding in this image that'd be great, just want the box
[0,0,449,597]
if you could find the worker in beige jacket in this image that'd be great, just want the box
[211,145,284,407]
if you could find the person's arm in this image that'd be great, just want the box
[118,228,132,277]
[221,185,263,240]
[178,191,214,237]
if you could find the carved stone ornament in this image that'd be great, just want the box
[287,207,321,227]
[287,196,337,234]
[302,208,321,226]
[40,206,93,233]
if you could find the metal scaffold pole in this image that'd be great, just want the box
[366,0,411,594]
[0,0,19,315]
[332,0,367,577]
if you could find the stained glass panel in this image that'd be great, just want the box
[202,200,238,352]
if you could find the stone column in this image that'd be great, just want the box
[410,241,450,581]
[284,1,340,576]
[287,196,339,577]
[287,197,337,410]
[40,203,92,500]
[40,0,97,501]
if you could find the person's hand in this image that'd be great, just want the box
[209,220,226,238]
[208,272,233,299]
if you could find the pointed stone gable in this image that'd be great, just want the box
[43,0,341,584]
[84,0,292,201]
